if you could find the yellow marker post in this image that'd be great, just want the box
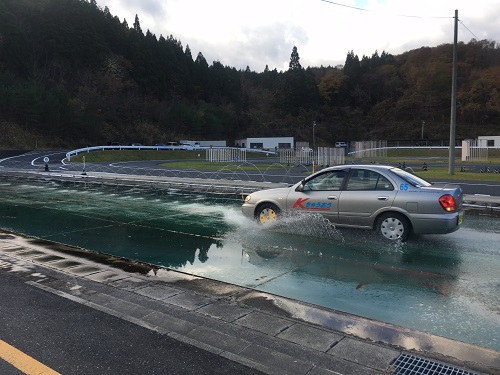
[0,339,61,375]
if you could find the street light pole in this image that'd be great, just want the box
[312,121,316,173]
[421,120,425,140]
[312,121,316,150]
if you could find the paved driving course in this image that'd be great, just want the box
[1,150,499,374]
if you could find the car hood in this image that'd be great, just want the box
[244,186,294,203]
[251,186,293,197]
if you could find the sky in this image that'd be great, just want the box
[96,0,500,72]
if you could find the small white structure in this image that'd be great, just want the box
[351,140,388,158]
[462,139,488,162]
[235,137,294,150]
[180,140,227,147]
[206,148,247,162]
[279,147,345,166]
[478,136,500,148]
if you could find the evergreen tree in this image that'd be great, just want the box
[343,50,360,80]
[195,52,208,68]
[278,46,317,115]
[185,45,193,61]
[133,14,142,34]
[289,46,302,70]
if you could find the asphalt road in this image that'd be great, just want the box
[0,269,263,375]
[1,150,500,196]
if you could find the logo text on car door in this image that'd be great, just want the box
[292,198,332,210]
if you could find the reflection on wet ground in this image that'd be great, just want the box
[0,177,499,351]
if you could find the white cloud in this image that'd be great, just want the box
[97,0,500,72]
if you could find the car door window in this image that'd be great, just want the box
[346,169,394,191]
[303,171,346,191]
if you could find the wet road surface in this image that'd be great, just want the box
[0,177,498,353]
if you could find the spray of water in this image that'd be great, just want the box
[268,212,344,240]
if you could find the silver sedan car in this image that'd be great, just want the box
[242,165,464,241]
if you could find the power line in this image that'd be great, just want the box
[319,0,452,19]
[319,0,368,12]
[321,1,483,43]
[459,20,480,40]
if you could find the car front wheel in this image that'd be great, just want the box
[376,212,411,241]
[255,203,280,225]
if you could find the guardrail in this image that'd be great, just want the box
[347,146,461,156]
[64,145,275,162]
[65,145,201,161]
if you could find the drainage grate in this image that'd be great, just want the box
[392,353,479,375]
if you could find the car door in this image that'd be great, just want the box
[337,168,397,228]
[285,170,347,224]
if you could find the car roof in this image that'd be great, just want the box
[322,164,394,172]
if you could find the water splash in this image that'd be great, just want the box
[264,211,344,241]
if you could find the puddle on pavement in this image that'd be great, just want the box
[0,177,499,351]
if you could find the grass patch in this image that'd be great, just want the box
[70,150,202,162]
[414,167,500,182]
[387,148,455,158]
[69,149,271,163]
[361,148,500,164]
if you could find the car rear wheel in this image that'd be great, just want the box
[255,203,280,225]
[376,212,411,241]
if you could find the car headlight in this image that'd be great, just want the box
[244,194,252,202]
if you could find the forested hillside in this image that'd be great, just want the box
[1,0,499,149]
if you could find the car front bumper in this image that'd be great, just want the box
[241,203,256,220]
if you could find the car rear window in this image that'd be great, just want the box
[390,168,432,187]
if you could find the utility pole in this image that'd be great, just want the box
[448,9,458,175]
[421,120,425,140]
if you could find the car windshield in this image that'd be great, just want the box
[390,168,432,187]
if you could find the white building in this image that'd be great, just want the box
[478,136,500,148]
[234,137,294,150]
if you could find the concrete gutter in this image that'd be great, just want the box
[463,194,500,205]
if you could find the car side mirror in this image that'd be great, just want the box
[295,179,309,191]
